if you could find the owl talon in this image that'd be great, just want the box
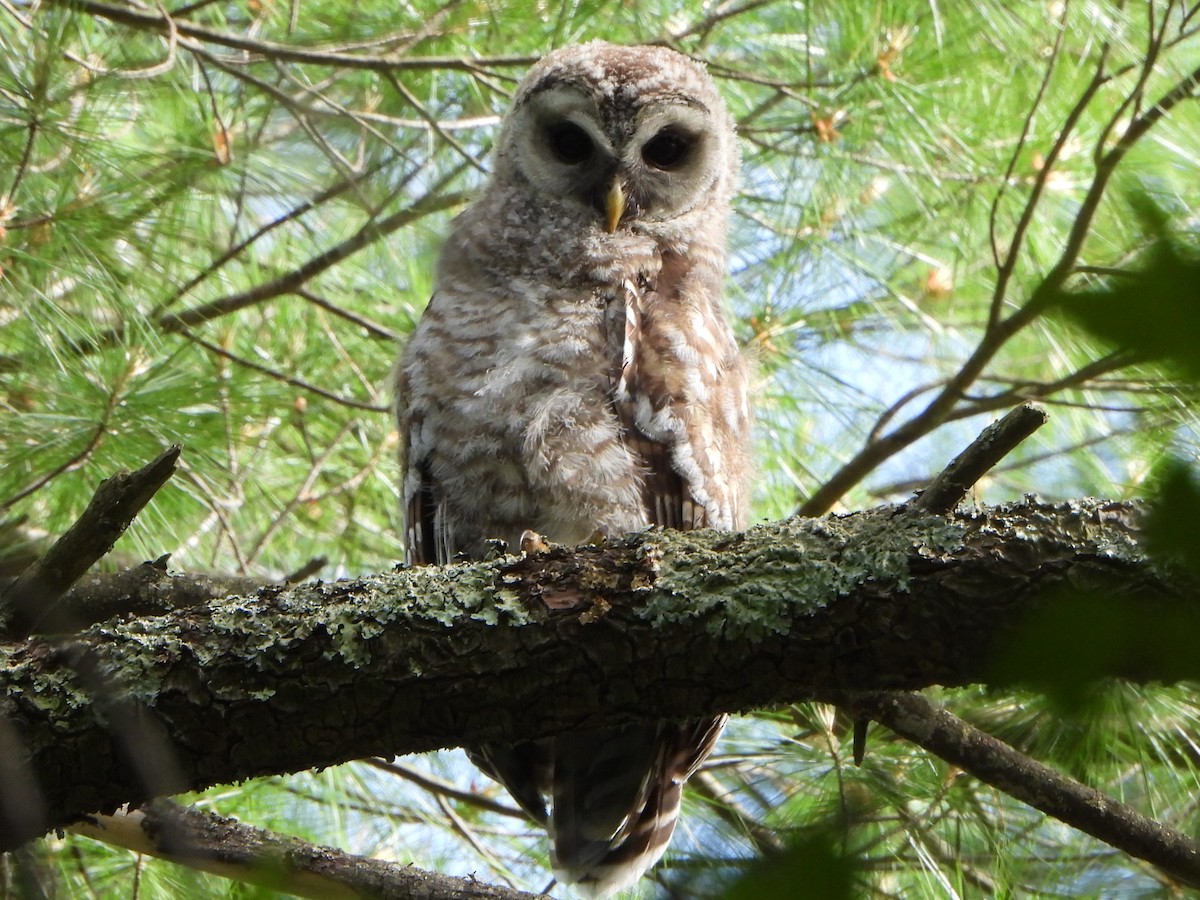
[520,530,550,554]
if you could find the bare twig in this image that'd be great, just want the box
[0,446,181,636]
[156,183,469,334]
[914,404,1049,513]
[158,157,400,314]
[283,557,328,584]
[0,352,144,507]
[0,419,110,512]
[5,118,39,206]
[666,0,783,44]
[244,420,356,563]
[868,426,1139,501]
[179,330,389,413]
[435,794,525,891]
[951,352,1138,416]
[294,288,400,342]
[366,758,526,820]
[381,69,490,173]
[987,0,1071,285]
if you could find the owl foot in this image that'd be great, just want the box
[520,529,550,555]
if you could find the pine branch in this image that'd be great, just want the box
[823,691,1200,890]
[0,498,1193,856]
[72,801,545,900]
[48,0,537,73]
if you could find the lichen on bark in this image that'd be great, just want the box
[644,506,970,639]
[0,497,1191,853]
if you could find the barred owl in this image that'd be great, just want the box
[395,42,751,897]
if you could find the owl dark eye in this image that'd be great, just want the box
[546,122,594,164]
[642,129,693,169]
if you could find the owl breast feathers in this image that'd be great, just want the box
[395,41,751,897]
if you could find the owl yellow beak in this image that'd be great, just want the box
[604,179,626,233]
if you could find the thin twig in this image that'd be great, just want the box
[987,0,1071,285]
[5,117,38,205]
[158,156,399,314]
[294,288,399,342]
[0,419,109,512]
[157,182,469,334]
[179,330,389,413]
[382,69,490,173]
[987,47,1106,331]
[283,557,327,583]
[823,691,1200,891]
[366,758,527,820]
[244,421,355,563]
[667,0,783,43]
[47,0,536,74]
[435,794,525,892]
[868,426,1140,501]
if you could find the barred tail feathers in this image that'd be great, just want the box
[554,779,683,898]
[551,717,727,898]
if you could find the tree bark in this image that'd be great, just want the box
[1,498,1194,851]
[70,801,545,900]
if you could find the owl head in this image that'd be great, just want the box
[493,42,739,239]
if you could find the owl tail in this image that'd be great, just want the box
[551,717,726,898]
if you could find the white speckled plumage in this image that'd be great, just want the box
[396,41,751,897]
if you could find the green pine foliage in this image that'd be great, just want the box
[2,0,1199,896]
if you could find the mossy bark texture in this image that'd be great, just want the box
[1,499,1191,850]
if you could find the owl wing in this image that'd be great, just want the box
[550,251,746,895]
[402,456,437,567]
[610,249,749,532]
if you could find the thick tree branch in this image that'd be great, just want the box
[0,498,1194,853]
[72,801,544,900]
[2,561,265,637]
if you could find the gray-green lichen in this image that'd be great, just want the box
[475,586,536,625]
[46,556,547,705]
[2,644,87,717]
[641,508,968,641]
